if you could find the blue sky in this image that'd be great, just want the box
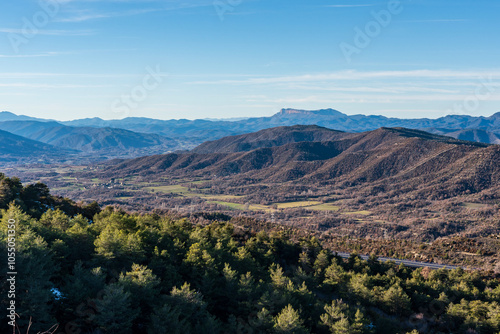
[1,0,499,120]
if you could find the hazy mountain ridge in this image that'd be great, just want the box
[0,129,73,162]
[1,109,499,163]
[59,108,500,145]
[0,120,179,156]
[0,111,50,122]
[426,128,500,145]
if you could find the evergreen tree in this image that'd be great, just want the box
[119,263,161,328]
[93,283,139,333]
[14,230,57,332]
[148,304,188,334]
[382,284,411,316]
[273,304,308,334]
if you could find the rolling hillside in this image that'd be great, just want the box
[0,121,179,154]
[14,125,500,246]
[192,125,351,153]
[0,129,72,162]
[101,126,498,200]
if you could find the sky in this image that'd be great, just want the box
[1,0,499,121]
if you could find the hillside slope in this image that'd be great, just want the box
[0,129,72,162]
[427,128,500,145]
[192,125,351,153]
[0,121,178,154]
[101,127,498,200]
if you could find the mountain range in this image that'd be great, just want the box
[0,129,73,162]
[61,108,500,138]
[102,126,498,202]
[0,108,499,162]
[0,121,177,153]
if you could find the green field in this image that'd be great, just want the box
[206,201,247,210]
[307,203,341,211]
[201,194,245,200]
[274,201,322,209]
[145,185,194,195]
[142,184,347,214]
[206,201,271,211]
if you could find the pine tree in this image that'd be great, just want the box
[58,262,106,332]
[119,263,161,328]
[93,283,139,333]
[273,304,308,334]
[14,230,57,332]
[382,284,411,316]
[313,250,330,274]
[330,316,351,334]
[270,263,291,288]
[351,309,371,334]
[320,299,349,333]
[148,304,188,334]
[248,308,274,332]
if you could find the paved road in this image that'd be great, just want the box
[334,252,470,270]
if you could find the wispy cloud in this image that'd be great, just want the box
[55,1,216,23]
[257,93,500,104]
[0,83,116,88]
[324,4,375,8]
[0,28,94,36]
[401,19,470,23]
[55,8,162,22]
[0,73,138,79]
[0,52,68,58]
[0,72,169,80]
[188,69,500,85]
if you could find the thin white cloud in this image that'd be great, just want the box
[286,84,459,94]
[0,52,67,58]
[55,1,216,22]
[188,69,500,85]
[0,28,94,36]
[261,93,500,104]
[324,4,375,8]
[0,73,141,78]
[401,19,470,23]
[55,8,161,22]
[0,83,117,88]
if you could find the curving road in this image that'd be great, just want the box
[334,252,476,270]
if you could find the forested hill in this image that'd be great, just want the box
[0,178,499,334]
[101,127,500,201]
[0,129,73,162]
[192,125,351,154]
[0,173,100,219]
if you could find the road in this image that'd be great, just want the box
[334,252,471,270]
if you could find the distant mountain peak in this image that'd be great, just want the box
[489,111,500,119]
[0,111,46,122]
[277,108,345,117]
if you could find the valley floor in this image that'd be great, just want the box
[5,163,500,272]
